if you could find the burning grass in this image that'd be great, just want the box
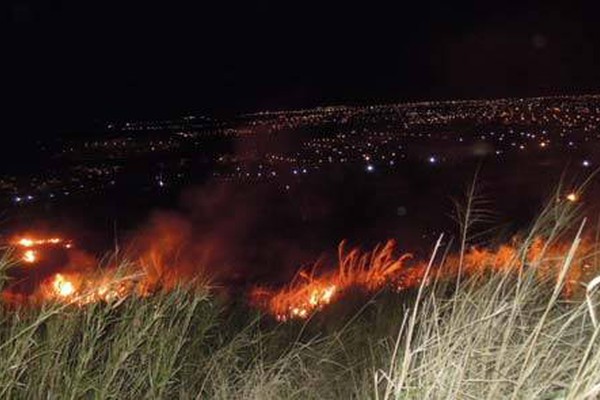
[250,233,599,321]
[1,187,600,397]
[1,230,600,398]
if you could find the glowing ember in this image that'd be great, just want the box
[52,274,75,297]
[10,235,73,266]
[15,237,64,247]
[18,238,35,247]
[22,249,37,264]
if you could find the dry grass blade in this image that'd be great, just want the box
[586,275,600,328]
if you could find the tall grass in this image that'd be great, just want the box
[1,194,600,399]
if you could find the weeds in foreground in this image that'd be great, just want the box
[1,186,600,398]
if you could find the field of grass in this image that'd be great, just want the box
[1,194,600,399]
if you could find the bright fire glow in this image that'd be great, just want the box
[22,250,37,263]
[10,236,73,266]
[251,236,595,321]
[251,241,414,321]
[16,237,64,248]
[2,230,597,321]
[52,274,75,297]
[18,238,34,247]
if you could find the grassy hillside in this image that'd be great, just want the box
[1,197,600,399]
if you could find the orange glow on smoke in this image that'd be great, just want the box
[251,240,416,321]
[1,230,597,321]
[251,237,596,321]
[2,231,189,306]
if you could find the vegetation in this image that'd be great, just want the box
[1,192,600,399]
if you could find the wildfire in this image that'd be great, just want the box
[251,236,596,321]
[52,274,75,297]
[36,270,139,306]
[2,233,172,306]
[251,241,414,321]
[566,192,579,202]
[2,230,597,321]
[16,237,64,248]
[23,249,37,263]
[11,236,73,265]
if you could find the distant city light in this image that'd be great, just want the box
[566,192,578,202]
[428,156,437,164]
[582,160,591,167]
[366,164,375,172]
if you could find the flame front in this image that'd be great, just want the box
[2,231,597,320]
[251,237,596,321]
[251,241,415,321]
[16,237,64,248]
[12,236,72,266]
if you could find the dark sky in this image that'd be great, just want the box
[6,0,600,138]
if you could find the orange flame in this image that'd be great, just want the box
[2,232,182,306]
[251,240,415,321]
[52,274,75,297]
[11,236,72,266]
[2,231,597,320]
[251,237,596,321]
[22,250,37,264]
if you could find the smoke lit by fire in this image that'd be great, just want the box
[0,229,597,321]
[251,237,596,321]
[2,235,147,306]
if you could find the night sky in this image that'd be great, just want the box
[6,1,600,141]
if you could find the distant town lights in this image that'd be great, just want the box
[582,160,591,167]
[428,156,437,164]
[366,164,375,172]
